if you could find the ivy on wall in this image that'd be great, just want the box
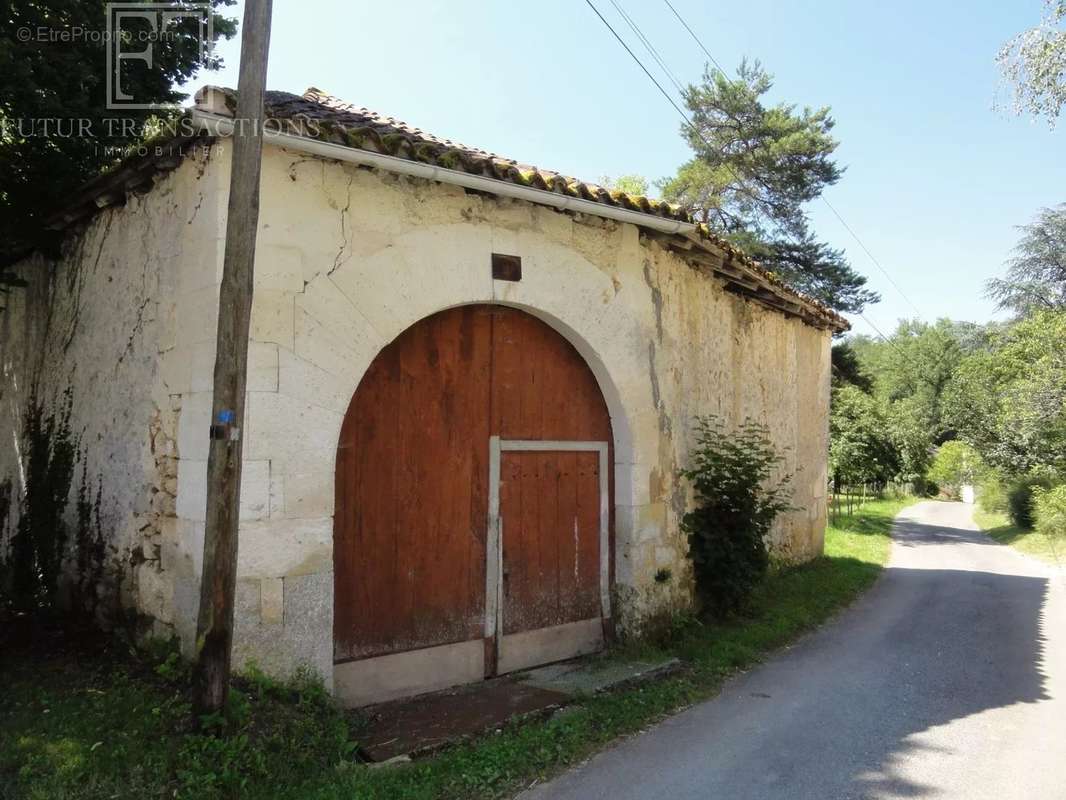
[6,390,79,610]
[0,477,11,561]
[74,461,107,613]
[1,390,111,616]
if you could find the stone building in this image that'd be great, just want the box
[0,87,846,705]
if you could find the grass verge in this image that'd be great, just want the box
[1,496,913,800]
[973,507,1064,566]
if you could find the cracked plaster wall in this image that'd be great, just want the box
[231,144,831,687]
[0,144,227,636]
[0,139,831,689]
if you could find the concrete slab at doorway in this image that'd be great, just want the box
[356,680,568,762]
[355,654,682,762]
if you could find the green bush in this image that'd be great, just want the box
[926,441,985,500]
[681,416,793,615]
[977,474,1008,513]
[1007,475,1057,529]
[1034,485,1066,539]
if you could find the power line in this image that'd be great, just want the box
[608,0,686,95]
[583,0,759,211]
[658,0,926,322]
[583,0,698,136]
[584,0,913,357]
[857,312,894,344]
[819,196,924,319]
[857,313,914,362]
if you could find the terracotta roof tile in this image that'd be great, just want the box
[248,87,693,224]
[33,86,847,331]
[240,87,845,330]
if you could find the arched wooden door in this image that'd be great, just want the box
[333,305,613,705]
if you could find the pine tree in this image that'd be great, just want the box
[661,60,877,314]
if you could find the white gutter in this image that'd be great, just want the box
[190,110,697,236]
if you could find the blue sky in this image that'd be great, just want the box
[185,0,1064,337]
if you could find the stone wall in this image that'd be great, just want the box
[0,139,831,689]
[0,143,227,635]
[228,144,831,685]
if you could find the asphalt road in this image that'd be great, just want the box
[522,501,1066,800]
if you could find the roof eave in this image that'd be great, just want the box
[191,110,847,332]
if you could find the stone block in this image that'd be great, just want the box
[236,516,332,579]
[247,341,280,392]
[250,289,295,349]
[278,469,334,519]
[230,570,333,687]
[242,391,342,474]
[239,460,271,521]
[278,347,355,415]
[176,392,214,462]
[255,245,305,292]
[175,459,207,522]
[261,577,284,624]
[327,223,493,342]
[295,277,381,363]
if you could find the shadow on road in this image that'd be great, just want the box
[832,508,1052,797]
[525,504,1055,800]
[839,565,1049,798]
[892,513,1013,549]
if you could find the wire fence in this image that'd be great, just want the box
[828,479,914,524]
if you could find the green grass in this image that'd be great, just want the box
[973,507,1064,566]
[1,496,913,800]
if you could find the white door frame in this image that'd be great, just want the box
[335,436,612,704]
[485,436,611,672]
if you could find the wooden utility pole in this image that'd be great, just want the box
[192,0,274,716]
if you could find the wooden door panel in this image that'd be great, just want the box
[334,306,492,662]
[499,450,602,635]
[490,309,612,443]
[334,304,613,682]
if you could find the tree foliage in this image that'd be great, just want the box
[681,416,793,615]
[857,320,965,445]
[599,174,650,196]
[1034,484,1066,539]
[660,60,877,314]
[944,311,1066,476]
[0,0,237,263]
[1008,474,1058,529]
[831,341,873,393]
[664,60,839,237]
[997,0,1066,127]
[887,396,934,485]
[829,386,900,487]
[927,441,985,497]
[744,226,880,314]
[985,204,1066,318]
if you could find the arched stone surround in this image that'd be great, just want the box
[218,145,831,688]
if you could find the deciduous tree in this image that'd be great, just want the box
[599,174,650,196]
[985,204,1066,318]
[927,441,986,497]
[870,320,964,444]
[997,0,1066,127]
[829,386,900,488]
[945,311,1066,475]
[0,1,236,263]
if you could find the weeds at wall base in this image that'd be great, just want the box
[1,497,911,800]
